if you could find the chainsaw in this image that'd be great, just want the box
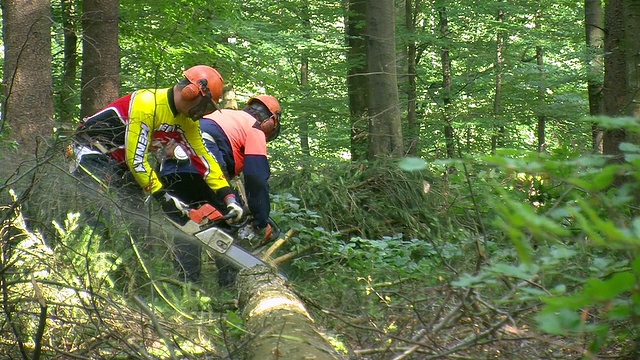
[167,203,286,279]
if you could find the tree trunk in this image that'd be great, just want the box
[585,0,605,152]
[536,44,546,153]
[222,83,238,109]
[624,0,640,119]
[59,0,79,128]
[80,0,119,118]
[491,0,505,153]
[405,0,419,156]
[366,0,403,159]
[299,1,311,157]
[1,0,54,152]
[602,0,626,160]
[237,266,341,360]
[438,6,455,159]
[346,0,368,161]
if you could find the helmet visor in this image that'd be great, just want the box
[188,95,218,120]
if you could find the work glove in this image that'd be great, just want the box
[254,224,274,245]
[224,195,243,222]
[153,190,189,225]
[165,142,190,164]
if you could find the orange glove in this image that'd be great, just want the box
[255,224,273,245]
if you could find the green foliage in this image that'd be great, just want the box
[271,159,448,240]
[51,212,120,289]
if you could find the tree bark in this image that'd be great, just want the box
[346,0,369,161]
[405,0,419,156]
[585,0,605,152]
[536,43,546,153]
[602,0,626,159]
[60,0,79,127]
[80,0,119,118]
[491,0,505,153]
[366,0,403,159]
[438,5,455,159]
[624,0,640,118]
[237,266,341,360]
[299,1,311,157]
[1,0,54,152]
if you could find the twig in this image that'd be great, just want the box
[261,229,294,260]
[262,237,288,260]
[31,275,47,360]
[131,296,177,360]
[127,233,193,320]
[272,244,315,265]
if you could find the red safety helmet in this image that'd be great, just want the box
[181,65,224,105]
[247,95,281,142]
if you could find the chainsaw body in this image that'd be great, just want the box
[171,203,285,277]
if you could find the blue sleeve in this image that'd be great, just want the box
[244,154,270,229]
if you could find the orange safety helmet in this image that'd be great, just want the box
[247,95,281,142]
[181,65,224,105]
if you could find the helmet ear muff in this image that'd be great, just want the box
[261,117,276,134]
[181,79,210,101]
[181,83,200,100]
[260,110,281,142]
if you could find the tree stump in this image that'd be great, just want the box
[237,266,342,360]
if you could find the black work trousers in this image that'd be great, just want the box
[160,172,239,286]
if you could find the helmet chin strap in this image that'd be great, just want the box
[187,95,214,120]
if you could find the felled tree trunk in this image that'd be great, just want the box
[236,266,341,360]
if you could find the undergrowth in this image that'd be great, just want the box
[2,126,640,358]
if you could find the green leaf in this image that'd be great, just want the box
[619,142,640,153]
[541,294,592,311]
[535,309,582,335]
[632,254,640,275]
[568,165,618,192]
[398,157,427,172]
[584,272,636,301]
[490,263,537,279]
[549,246,577,259]
[452,273,487,287]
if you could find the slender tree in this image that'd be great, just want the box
[585,0,605,152]
[535,10,547,153]
[60,0,79,125]
[405,0,419,155]
[437,3,455,159]
[491,0,505,153]
[346,0,369,160]
[1,0,54,152]
[602,0,626,160]
[299,0,311,156]
[80,0,119,118]
[623,0,640,119]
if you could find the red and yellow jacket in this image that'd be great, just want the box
[78,88,232,198]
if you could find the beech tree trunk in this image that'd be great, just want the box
[602,0,626,160]
[237,266,341,360]
[405,0,419,156]
[366,0,403,159]
[1,0,53,152]
[346,0,368,161]
[624,0,640,118]
[80,0,119,118]
[60,0,79,126]
[536,44,546,153]
[585,0,605,152]
[438,6,455,159]
[491,0,505,153]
